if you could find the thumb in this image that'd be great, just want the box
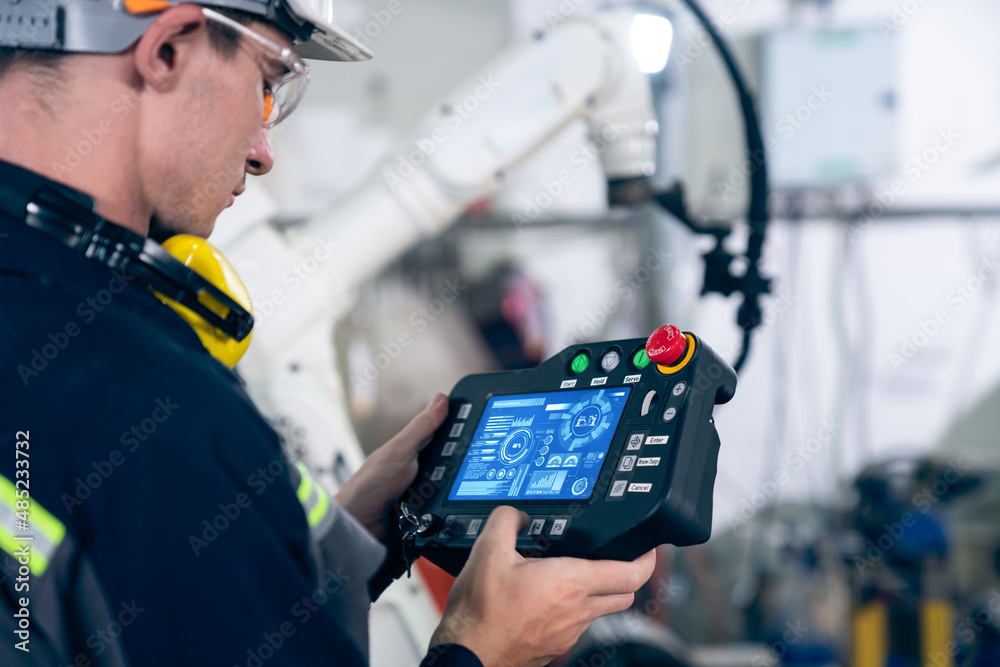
[384,392,448,456]
[470,506,529,564]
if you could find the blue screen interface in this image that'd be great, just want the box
[448,387,632,502]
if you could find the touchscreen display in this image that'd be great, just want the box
[448,387,631,502]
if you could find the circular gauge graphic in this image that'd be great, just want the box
[571,478,588,495]
[499,428,533,466]
[559,391,615,451]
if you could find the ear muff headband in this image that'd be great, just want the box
[0,159,254,367]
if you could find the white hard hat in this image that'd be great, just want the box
[0,0,372,62]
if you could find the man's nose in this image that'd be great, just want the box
[246,127,274,177]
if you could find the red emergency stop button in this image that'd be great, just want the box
[646,324,687,365]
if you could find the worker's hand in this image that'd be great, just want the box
[429,506,657,667]
[335,393,448,540]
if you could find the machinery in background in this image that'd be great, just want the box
[683,453,997,667]
[611,0,773,375]
[221,0,777,503]
[337,211,667,454]
[218,7,679,662]
[464,262,548,371]
[841,457,992,667]
[224,4,667,496]
[212,0,1000,663]
[215,1,776,661]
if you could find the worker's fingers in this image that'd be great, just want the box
[471,506,529,563]
[383,393,448,456]
[557,549,657,597]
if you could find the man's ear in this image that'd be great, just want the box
[133,3,208,90]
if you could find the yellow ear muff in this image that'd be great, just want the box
[156,234,253,368]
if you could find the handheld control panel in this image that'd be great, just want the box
[401,325,737,575]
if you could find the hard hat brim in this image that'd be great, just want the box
[278,0,372,62]
[292,22,372,62]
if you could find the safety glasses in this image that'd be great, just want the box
[202,7,312,128]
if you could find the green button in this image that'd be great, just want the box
[570,352,590,374]
[633,349,651,370]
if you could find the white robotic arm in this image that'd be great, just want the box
[228,4,666,487]
[219,9,668,661]
[276,7,661,332]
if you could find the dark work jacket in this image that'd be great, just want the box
[0,203,480,667]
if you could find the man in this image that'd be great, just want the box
[0,1,655,665]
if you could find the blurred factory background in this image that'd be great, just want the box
[210,0,1000,664]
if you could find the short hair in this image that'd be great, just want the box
[0,48,63,81]
[0,6,256,81]
[203,6,256,58]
